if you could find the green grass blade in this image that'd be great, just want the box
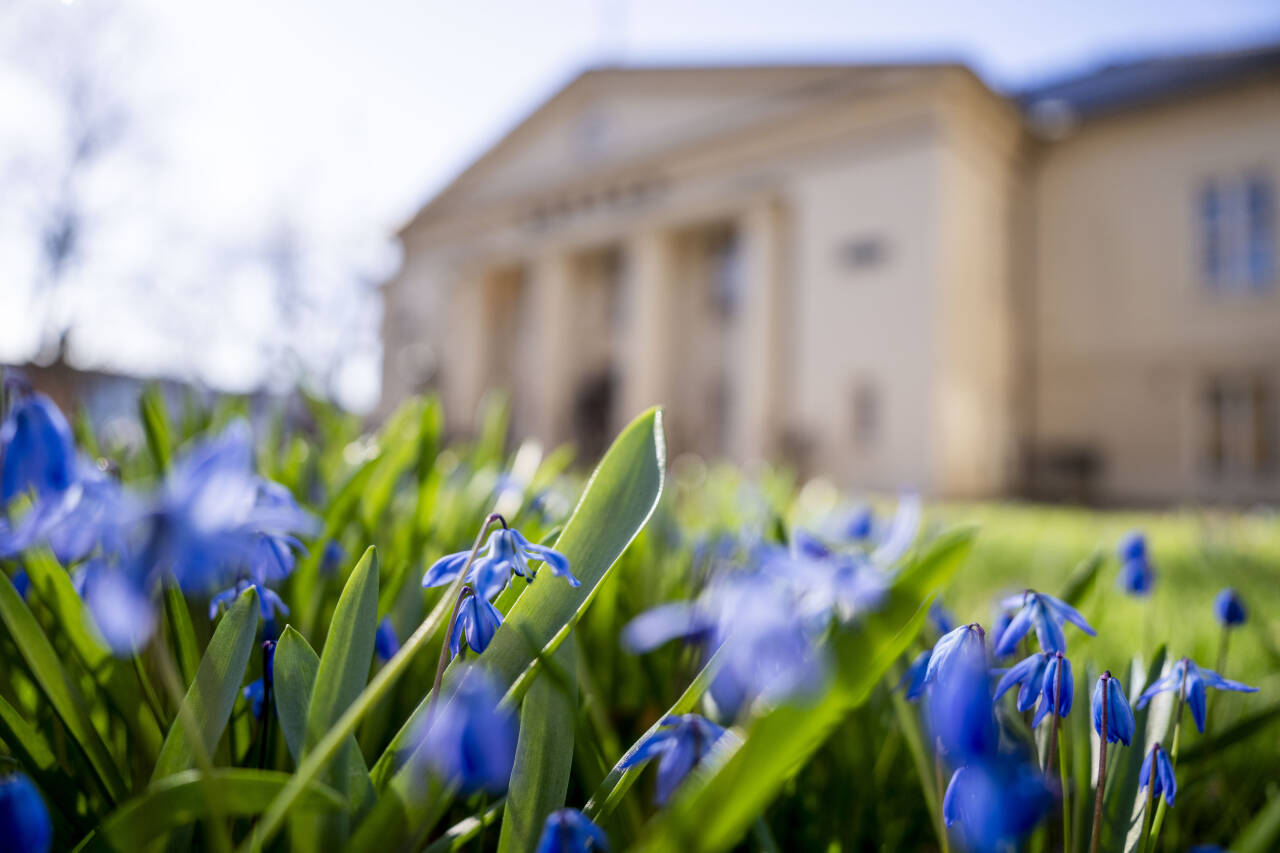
[151,587,260,781]
[163,582,203,688]
[0,571,128,804]
[1233,792,1280,853]
[138,384,173,472]
[497,635,578,853]
[630,527,975,853]
[77,769,345,852]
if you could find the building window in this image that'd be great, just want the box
[837,235,888,271]
[709,230,742,317]
[1198,172,1275,291]
[850,380,879,449]
[1202,373,1274,477]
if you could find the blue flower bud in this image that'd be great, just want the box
[0,773,52,853]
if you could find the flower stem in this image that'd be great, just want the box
[1147,668,1188,850]
[1139,747,1157,853]
[1089,682,1109,853]
[1058,725,1071,853]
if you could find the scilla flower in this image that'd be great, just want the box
[995,590,1095,656]
[375,617,400,662]
[449,589,503,657]
[420,668,517,794]
[1116,531,1156,596]
[925,624,986,686]
[423,526,576,602]
[535,808,608,853]
[844,505,874,542]
[0,385,75,504]
[928,632,998,763]
[1213,588,1247,627]
[943,759,1053,853]
[1136,658,1258,733]
[1038,652,1074,726]
[1139,742,1177,807]
[619,714,728,804]
[993,652,1051,714]
[900,650,931,702]
[0,772,52,853]
[1092,671,1135,745]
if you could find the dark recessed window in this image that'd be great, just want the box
[850,379,879,448]
[1198,172,1275,292]
[838,235,889,271]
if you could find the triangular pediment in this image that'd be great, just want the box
[408,63,950,226]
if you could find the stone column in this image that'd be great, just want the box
[446,267,491,434]
[619,229,674,421]
[524,252,576,446]
[728,198,786,465]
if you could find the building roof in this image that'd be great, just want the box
[1017,42,1280,122]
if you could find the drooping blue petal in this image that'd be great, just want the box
[418,668,516,795]
[993,605,1034,656]
[621,603,711,652]
[617,715,726,805]
[0,772,53,853]
[1,391,75,505]
[927,624,986,685]
[535,808,609,853]
[83,566,158,656]
[900,650,931,702]
[422,551,472,588]
[1213,588,1247,627]
[942,761,1054,853]
[1139,745,1177,807]
[1092,673,1135,745]
[618,730,675,770]
[375,617,400,662]
[930,646,999,764]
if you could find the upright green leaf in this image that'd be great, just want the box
[296,546,379,844]
[138,384,173,472]
[0,572,127,804]
[1234,792,1280,853]
[497,636,578,853]
[151,587,260,781]
[631,527,975,853]
[273,625,321,763]
[163,582,202,689]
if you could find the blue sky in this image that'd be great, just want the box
[2,0,1278,410]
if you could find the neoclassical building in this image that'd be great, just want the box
[381,46,1280,503]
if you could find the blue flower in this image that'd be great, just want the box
[242,640,276,720]
[0,458,131,566]
[1117,531,1147,562]
[993,652,1051,713]
[844,505,874,542]
[929,601,956,637]
[1213,588,1246,627]
[942,759,1054,853]
[0,772,53,853]
[1116,532,1155,596]
[423,526,576,602]
[1091,671,1135,745]
[0,389,75,505]
[1139,743,1177,808]
[619,714,728,804]
[928,634,998,764]
[622,574,826,717]
[1038,652,1074,727]
[1136,658,1258,733]
[320,539,344,574]
[989,608,1015,658]
[375,617,400,662]
[535,808,608,853]
[81,563,158,655]
[419,668,517,794]
[924,624,986,686]
[995,590,1095,656]
[448,590,503,657]
[900,650,931,702]
[209,579,289,626]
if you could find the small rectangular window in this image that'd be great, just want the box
[1198,173,1276,292]
[1202,373,1275,477]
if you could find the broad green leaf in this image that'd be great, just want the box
[151,587,260,781]
[423,801,505,853]
[360,399,426,533]
[77,769,344,853]
[302,546,379,822]
[1059,549,1103,607]
[0,693,83,829]
[273,625,321,763]
[631,527,975,853]
[370,408,667,793]
[0,572,128,804]
[21,548,163,757]
[497,635,578,853]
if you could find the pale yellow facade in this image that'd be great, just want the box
[382,53,1280,503]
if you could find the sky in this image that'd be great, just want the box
[2,0,1279,411]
